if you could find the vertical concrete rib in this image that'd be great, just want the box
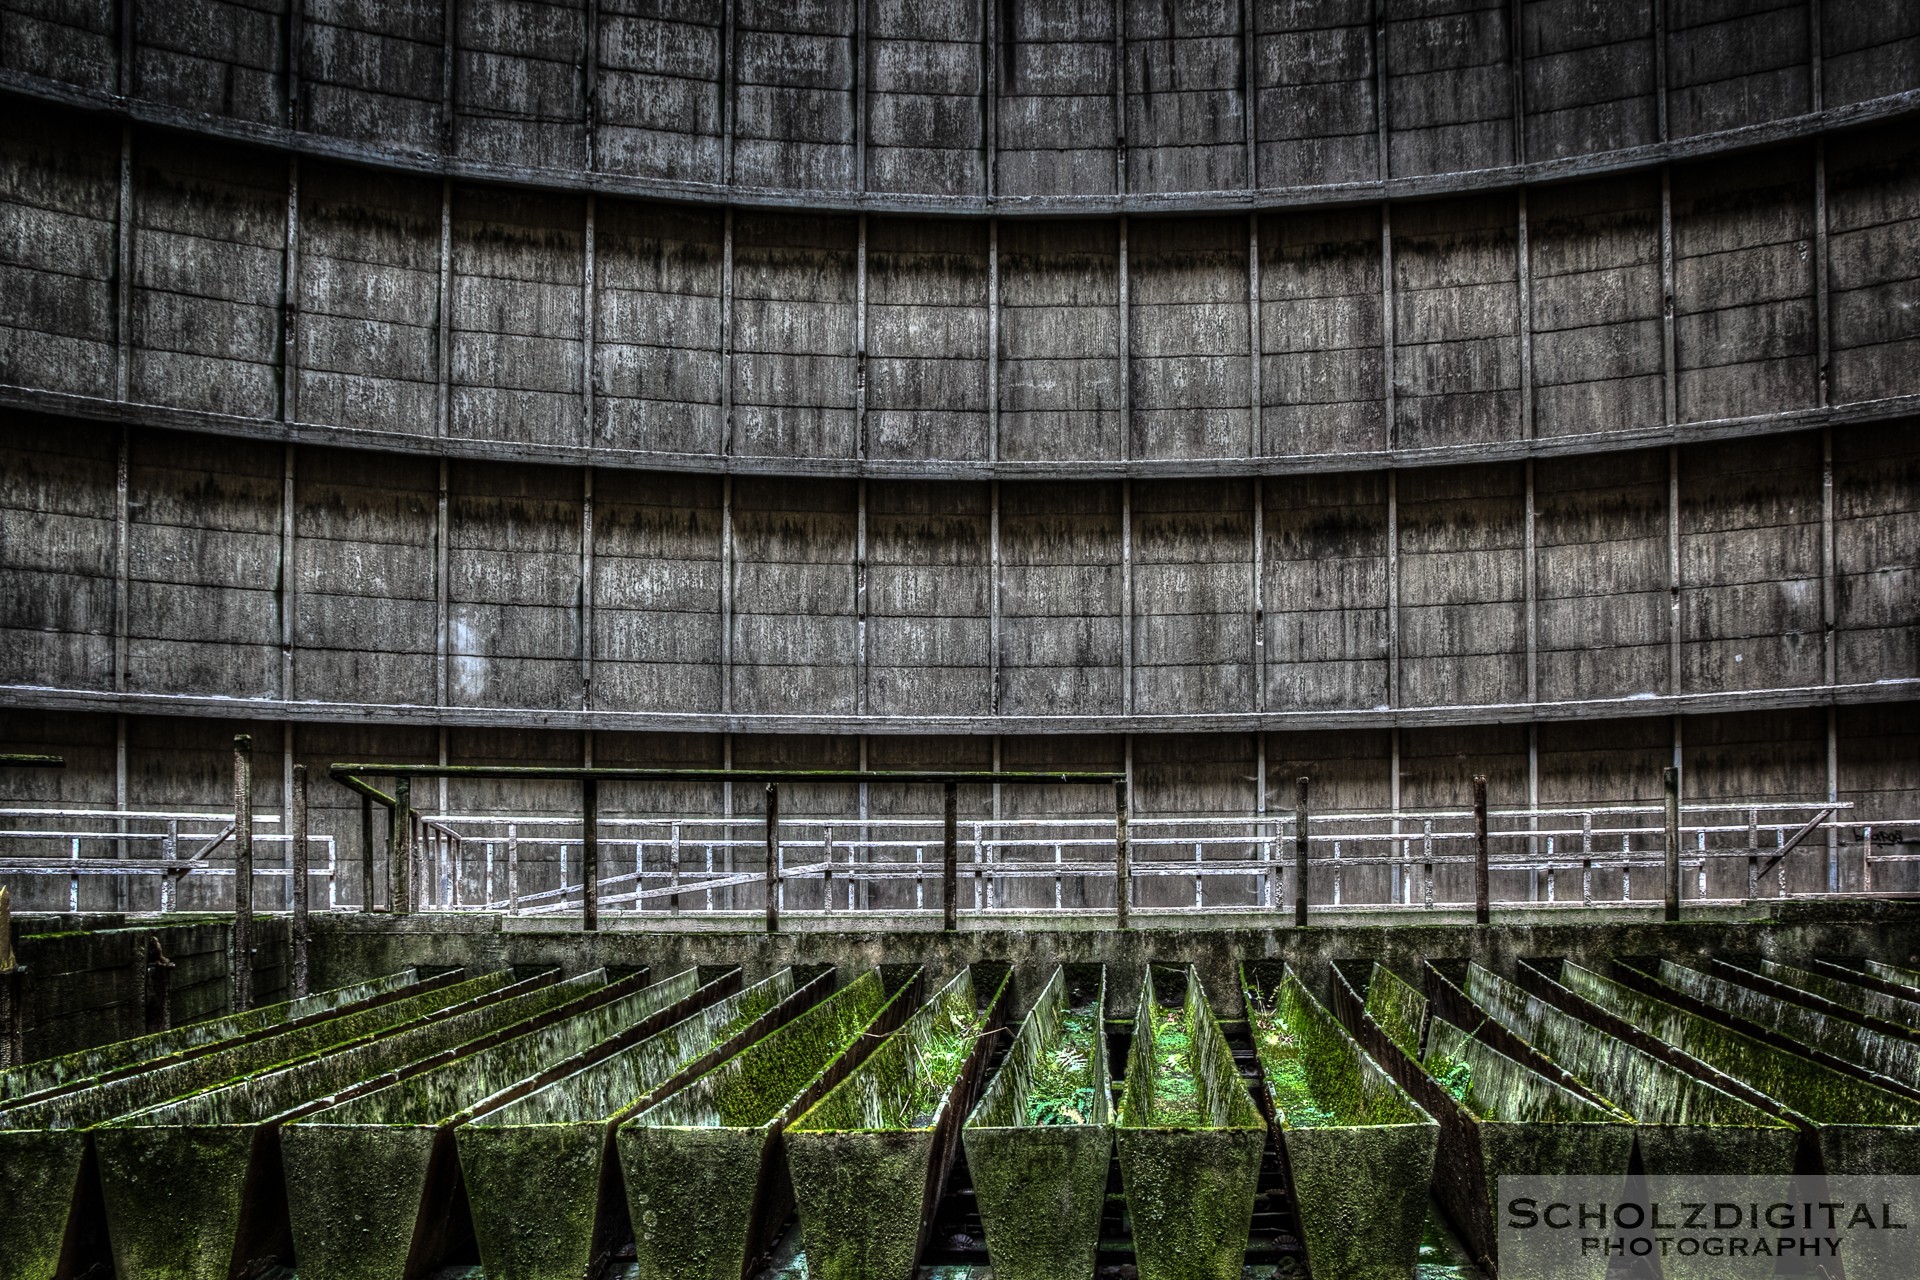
[1659,167,1676,427]
[1243,0,1258,191]
[1668,446,1682,695]
[1653,0,1669,142]
[856,214,868,457]
[1517,189,1532,437]
[1373,0,1390,181]
[437,458,450,709]
[581,468,595,710]
[982,0,997,197]
[1814,142,1831,407]
[722,0,736,184]
[583,195,597,440]
[1118,216,1130,460]
[114,428,129,692]
[989,479,1001,715]
[285,0,303,127]
[114,127,132,402]
[720,475,734,715]
[1387,470,1400,707]
[1381,203,1396,446]
[442,0,459,152]
[988,218,999,461]
[856,0,868,193]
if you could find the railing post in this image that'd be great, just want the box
[1663,766,1682,921]
[1473,774,1489,926]
[291,763,310,999]
[764,783,779,934]
[392,776,413,915]
[162,819,178,914]
[582,778,599,932]
[1293,777,1309,927]
[1115,778,1131,930]
[359,791,374,913]
[944,781,959,931]
[231,734,254,1013]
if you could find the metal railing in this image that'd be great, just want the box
[392,799,1897,920]
[0,807,338,912]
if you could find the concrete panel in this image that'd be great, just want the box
[1677,434,1823,693]
[0,416,117,691]
[1392,194,1522,448]
[124,430,283,699]
[300,0,447,151]
[866,480,990,718]
[297,163,444,438]
[130,137,287,420]
[1833,422,1919,687]
[866,0,983,196]
[1254,0,1379,188]
[1124,0,1247,194]
[865,218,990,462]
[1671,145,1816,423]
[1825,124,1920,407]
[595,0,723,182]
[1528,173,1663,438]
[1665,0,1810,139]
[731,0,857,191]
[449,185,587,448]
[1129,216,1250,460]
[293,445,439,706]
[1535,449,1668,702]
[1520,0,1657,161]
[594,200,725,455]
[591,469,724,714]
[1821,0,1920,108]
[134,0,289,126]
[999,480,1123,716]
[446,460,583,710]
[999,219,1122,462]
[1260,206,1386,455]
[1398,463,1527,707]
[996,0,1117,197]
[1,0,118,91]
[454,0,589,170]
[731,212,857,459]
[1385,0,1515,177]
[0,103,118,400]
[729,476,857,714]
[1133,479,1253,715]
[1262,472,1388,712]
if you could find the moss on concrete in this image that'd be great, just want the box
[1655,958,1920,1088]
[1243,964,1434,1280]
[1116,966,1265,1280]
[963,966,1111,1280]
[619,968,922,1280]
[0,970,418,1103]
[785,966,1010,1280]
[454,967,820,1280]
[1457,961,1800,1176]
[1558,959,1920,1172]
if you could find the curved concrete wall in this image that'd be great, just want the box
[0,1,1915,907]
[2,0,1916,210]
[2,107,1919,474]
